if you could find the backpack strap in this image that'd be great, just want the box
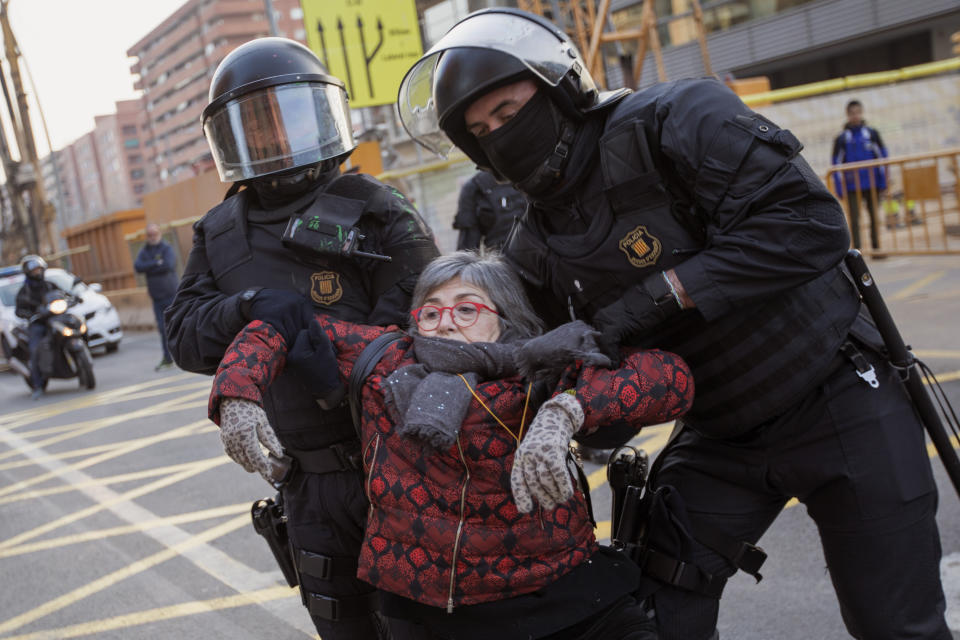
[348,331,405,436]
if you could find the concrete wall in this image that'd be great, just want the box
[752,73,960,179]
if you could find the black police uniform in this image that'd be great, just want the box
[505,78,950,640]
[166,173,439,638]
[453,171,526,251]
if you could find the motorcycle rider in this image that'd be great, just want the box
[397,9,950,640]
[165,37,439,639]
[15,255,59,400]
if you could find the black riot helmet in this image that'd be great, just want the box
[398,8,623,172]
[21,254,47,281]
[201,37,357,183]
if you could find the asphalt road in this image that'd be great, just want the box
[0,253,958,639]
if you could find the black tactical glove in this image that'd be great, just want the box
[285,323,344,400]
[241,288,315,346]
[593,272,683,356]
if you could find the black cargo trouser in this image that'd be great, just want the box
[388,594,657,640]
[650,347,950,640]
[283,466,388,640]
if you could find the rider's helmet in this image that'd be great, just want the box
[397,8,619,173]
[201,37,357,183]
[21,255,47,281]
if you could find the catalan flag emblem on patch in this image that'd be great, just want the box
[618,225,662,268]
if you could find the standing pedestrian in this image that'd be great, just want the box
[453,170,526,250]
[165,37,439,640]
[831,99,889,250]
[398,9,950,639]
[134,223,178,371]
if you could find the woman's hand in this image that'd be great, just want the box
[511,392,584,513]
[219,398,291,484]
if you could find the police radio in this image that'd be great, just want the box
[282,210,391,262]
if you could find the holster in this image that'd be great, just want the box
[608,446,649,539]
[251,493,299,588]
[613,482,766,600]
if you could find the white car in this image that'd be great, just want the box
[0,267,123,358]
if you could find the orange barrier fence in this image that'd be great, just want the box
[824,148,960,256]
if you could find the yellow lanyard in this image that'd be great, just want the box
[456,374,532,444]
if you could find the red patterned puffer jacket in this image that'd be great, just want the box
[209,316,693,611]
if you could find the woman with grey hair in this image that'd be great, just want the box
[408,250,545,340]
[208,251,693,640]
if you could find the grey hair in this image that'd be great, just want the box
[409,250,544,340]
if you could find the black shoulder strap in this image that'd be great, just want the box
[348,331,405,435]
[200,193,254,280]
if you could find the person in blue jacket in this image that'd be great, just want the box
[134,223,179,370]
[831,100,888,250]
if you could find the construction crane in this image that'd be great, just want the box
[516,0,713,90]
[0,0,57,264]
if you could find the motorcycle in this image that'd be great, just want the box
[8,290,96,391]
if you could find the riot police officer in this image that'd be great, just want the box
[453,170,526,250]
[166,37,439,639]
[397,9,950,640]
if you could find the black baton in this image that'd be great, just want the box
[844,250,960,499]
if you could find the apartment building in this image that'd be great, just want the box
[41,99,150,235]
[126,0,305,187]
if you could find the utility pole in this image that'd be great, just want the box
[0,0,57,257]
[264,0,279,36]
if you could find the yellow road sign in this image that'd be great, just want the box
[301,0,423,109]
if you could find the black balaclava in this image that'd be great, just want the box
[250,159,341,209]
[476,90,576,197]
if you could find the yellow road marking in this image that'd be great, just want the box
[10,382,212,438]
[914,350,960,359]
[0,586,305,640]
[0,420,214,500]
[924,370,960,384]
[0,514,251,635]
[0,373,202,427]
[928,434,960,459]
[0,392,208,461]
[0,502,249,559]
[0,457,228,506]
[0,453,228,551]
[890,271,946,301]
[0,442,119,472]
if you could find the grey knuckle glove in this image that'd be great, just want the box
[511,392,585,513]
[219,398,290,483]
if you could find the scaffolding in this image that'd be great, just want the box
[516,0,713,89]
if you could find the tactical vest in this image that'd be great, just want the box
[199,175,401,449]
[507,94,861,437]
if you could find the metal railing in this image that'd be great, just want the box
[824,148,960,256]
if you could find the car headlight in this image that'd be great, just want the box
[49,299,68,314]
[61,327,74,337]
[80,323,87,334]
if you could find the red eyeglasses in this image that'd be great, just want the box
[410,301,499,331]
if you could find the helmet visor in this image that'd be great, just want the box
[397,11,594,156]
[204,83,356,182]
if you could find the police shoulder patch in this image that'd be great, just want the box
[619,225,662,268]
[310,271,343,305]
